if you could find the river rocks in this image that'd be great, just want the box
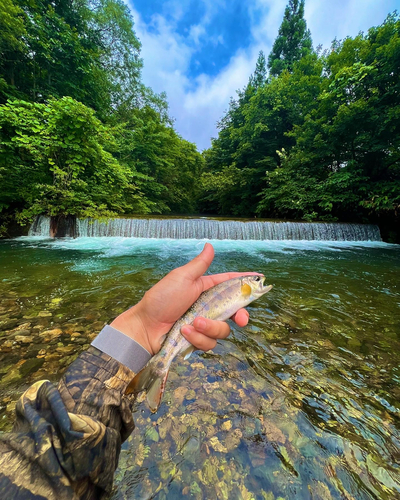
[37,311,52,318]
[1,367,22,385]
[0,356,45,385]
[6,401,17,413]
[50,298,63,306]
[0,319,19,330]
[9,322,31,333]
[1,340,13,353]
[19,358,45,377]
[11,329,31,338]
[262,420,286,444]
[64,325,85,334]
[224,429,243,452]
[14,335,34,343]
[56,345,76,354]
[84,313,98,322]
[209,436,228,453]
[221,420,232,431]
[44,353,61,363]
[59,353,80,367]
[39,328,63,340]
[73,338,88,345]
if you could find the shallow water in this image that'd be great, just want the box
[0,237,399,499]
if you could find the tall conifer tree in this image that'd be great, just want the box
[249,50,267,89]
[268,0,312,77]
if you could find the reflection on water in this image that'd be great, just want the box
[0,237,399,499]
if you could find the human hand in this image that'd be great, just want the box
[111,243,260,355]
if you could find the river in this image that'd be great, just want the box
[0,236,399,499]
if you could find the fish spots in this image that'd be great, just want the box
[241,283,252,297]
[169,338,178,348]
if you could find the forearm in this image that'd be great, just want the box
[0,326,150,500]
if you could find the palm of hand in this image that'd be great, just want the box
[111,244,259,356]
[140,270,203,330]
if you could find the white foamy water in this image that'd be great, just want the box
[29,216,382,241]
[17,236,395,260]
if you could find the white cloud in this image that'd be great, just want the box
[130,2,265,149]
[127,0,398,151]
[189,23,206,45]
[306,0,397,50]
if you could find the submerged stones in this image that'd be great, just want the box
[0,287,99,433]
[19,358,45,378]
[39,328,63,340]
[37,311,52,318]
[1,239,400,499]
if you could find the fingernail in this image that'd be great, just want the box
[195,318,206,331]
[181,325,194,336]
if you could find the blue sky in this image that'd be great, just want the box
[125,0,399,150]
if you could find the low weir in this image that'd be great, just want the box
[29,216,382,241]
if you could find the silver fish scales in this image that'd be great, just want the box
[126,275,272,412]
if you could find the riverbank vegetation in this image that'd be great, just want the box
[0,0,399,240]
[0,0,203,235]
[200,3,400,241]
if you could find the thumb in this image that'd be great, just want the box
[184,243,214,279]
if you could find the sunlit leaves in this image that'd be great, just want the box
[0,97,148,221]
[203,11,400,239]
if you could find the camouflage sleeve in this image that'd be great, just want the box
[0,346,138,500]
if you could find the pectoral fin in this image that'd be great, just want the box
[241,283,252,297]
[182,345,195,360]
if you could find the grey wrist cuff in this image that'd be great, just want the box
[91,325,152,373]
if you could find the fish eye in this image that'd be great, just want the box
[254,276,260,282]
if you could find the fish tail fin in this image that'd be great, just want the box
[125,359,170,413]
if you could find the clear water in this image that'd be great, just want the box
[0,237,399,499]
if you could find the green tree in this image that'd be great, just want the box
[0,0,146,118]
[259,13,400,231]
[0,0,27,100]
[200,53,323,215]
[0,0,205,235]
[249,51,267,89]
[0,97,152,222]
[267,0,312,77]
[89,0,144,115]
[114,106,203,214]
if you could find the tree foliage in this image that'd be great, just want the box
[249,51,267,90]
[267,0,312,77]
[260,13,400,224]
[0,0,204,231]
[1,0,399,241]
[201,9,400,240]
[0,97,150,221]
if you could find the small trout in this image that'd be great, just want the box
[126,275,272,412]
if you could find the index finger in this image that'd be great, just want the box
[200,272,264,291]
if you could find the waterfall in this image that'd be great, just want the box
[29,215,51,237]
[28,216,382,241]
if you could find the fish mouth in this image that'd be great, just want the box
[260,276,273,293]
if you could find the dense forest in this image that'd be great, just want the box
[200,2,400,241]
[0,0,203,234]
[0,0,399,240]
